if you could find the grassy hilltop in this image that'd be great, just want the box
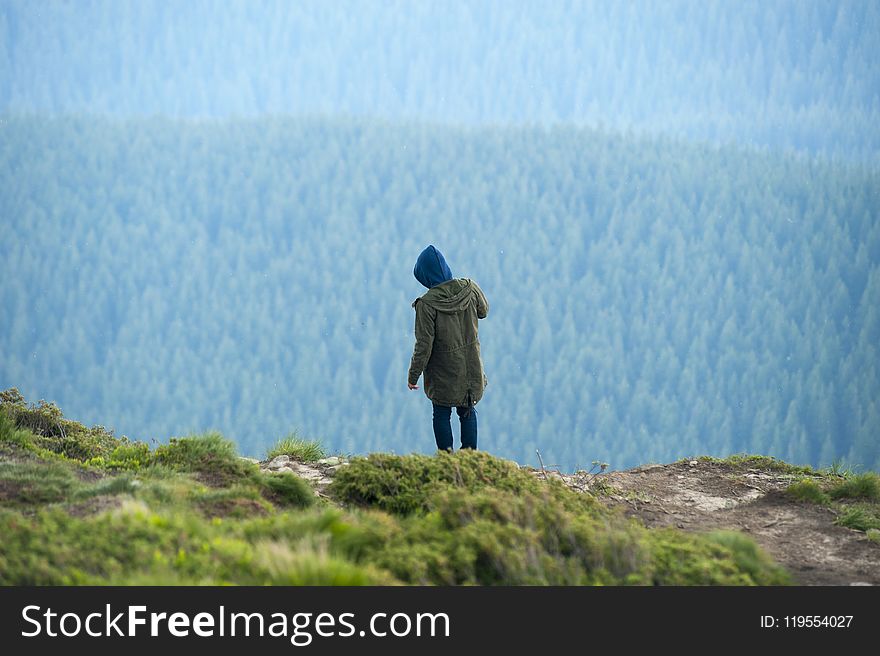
[1,389,877,586]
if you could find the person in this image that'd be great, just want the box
[407,245,489,451]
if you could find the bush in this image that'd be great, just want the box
[0,408,35,449]
[646,528,790,585]
[1,388,123,461]
[258,471,315,509]
[331,450,597,516]
[154,432,255,485]
[704,531,791,585]
[364,486,639,585]
[106,442,154,471]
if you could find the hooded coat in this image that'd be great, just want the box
[408,246,489,407]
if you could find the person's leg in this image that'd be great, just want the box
[457,406,478,450]
[432,403,454,451]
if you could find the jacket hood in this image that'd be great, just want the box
[414,245,453,289]
[418,278,477,313]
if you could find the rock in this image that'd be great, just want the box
[266,455,290,470]
[689,460,698,467]
[288,461,323,481]
[317,456,342,466]
[633,464,664,474]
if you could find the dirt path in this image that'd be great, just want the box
[587,460,880,585]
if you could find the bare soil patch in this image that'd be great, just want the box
[586,460,880,585]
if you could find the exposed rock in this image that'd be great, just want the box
[259,454,348,494]
[266,455,290,470]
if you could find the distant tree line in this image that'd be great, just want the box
[1,0,878,163]
[1,116,878,471]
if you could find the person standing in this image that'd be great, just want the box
[408,245,489,451]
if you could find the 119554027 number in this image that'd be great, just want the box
[760,615,853,628]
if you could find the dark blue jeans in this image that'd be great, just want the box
[432,403,478,451]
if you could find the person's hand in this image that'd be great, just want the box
[408,382,419,390]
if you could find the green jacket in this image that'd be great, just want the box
[408,278,489,407]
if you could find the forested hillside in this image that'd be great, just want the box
[2,116,877,470]
[2,0,879,162]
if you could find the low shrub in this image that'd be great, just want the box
[330,449,597,516]
[154,432,256,485]
[1,388,123,461]
[105,442,154,471]
[258,471,315,508]
[704,531,791,585]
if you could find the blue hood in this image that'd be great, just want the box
[413,245,453,289]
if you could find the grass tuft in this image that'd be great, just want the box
[828,473,880,501]
[154,432,255,485]
[834,505,880,532]
[785,479,830,505]
[266,433,326,462]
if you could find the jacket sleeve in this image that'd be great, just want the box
[408,299,436,385]
[473,281,489,319]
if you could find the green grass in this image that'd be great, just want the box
[0,389,796,586]
[828,473,880,501]
[258,471,315,508]
[155,432,257,485]
[823,459,858,478]
[783,472,880,537]
[1,388,128,461]
[330,450,598,516]
[705,531,790,585]
[785,479,830,505]
[834,505,880,532]
[0,460,85,505]
[266,433,326,462]
[698,454,816,476]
